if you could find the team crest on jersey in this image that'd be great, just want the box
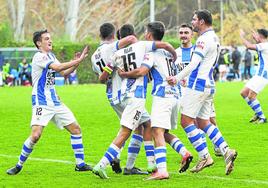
[196,41,205,49]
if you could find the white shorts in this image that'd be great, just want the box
[181,87,213,120]
[120,97,150,130]
[210,100,216,118]
[31,104,77,129]
[151,96,179,130]
[219,64,227,72]
[246,75,268,94]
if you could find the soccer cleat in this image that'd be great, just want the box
[147,164,157,173]
[145,171,169,180]
[123,167,149,175]
[179,152,193,173]
[255,118,267,124]
[110,158,122,174]
[249,115,259,123]
[214,147,223,157]
[92,165,109,179]
[224,149,238,175]
[190,156,214,173]
[6,165,22,175]
[75,163,92,171]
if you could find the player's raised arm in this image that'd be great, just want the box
[154,41,177,62]
[118,66,150,78]
[118,35,138,49]
[240,29,257,50]
[50,46,89,73]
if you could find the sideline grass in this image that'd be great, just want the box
[1,82,268,188]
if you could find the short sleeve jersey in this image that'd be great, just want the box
[142,49,180,98]
[256,42,268,79]
[91,41,122,105]
[188,29,220,93]
[31,51,61,107]
[114,41,155,99]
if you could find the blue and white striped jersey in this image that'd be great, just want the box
[91,41,122,105]
[142,49,180,98]
[256,42,268,79]
[115,41,155,99]
[175,46,194,70]
[31,52,61,107]
[188,29,220,93]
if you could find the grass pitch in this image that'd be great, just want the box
[1,82,268,188]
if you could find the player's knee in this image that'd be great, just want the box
[71,125,81,135]
[31,132,41,142]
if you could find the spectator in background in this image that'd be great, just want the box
[243,49,252,80]
[18,58,32,85]
[232,46,242,80]
[0,51,4,86]
[218,49,227,82]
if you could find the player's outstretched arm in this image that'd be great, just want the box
[49,46,89,73]
[240,29,257,50]
[118,35,138,49]
[118,66,149,78]
[167,52,202,85]
[154,42,177,61]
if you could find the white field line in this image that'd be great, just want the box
[1,154,268,185]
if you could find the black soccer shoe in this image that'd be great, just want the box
[110,158,122,174]
[123,167,149,175]
[249,115,259,123]
[75,164,92,171]
[6,165,22,175]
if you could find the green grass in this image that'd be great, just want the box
[1,82,268,188]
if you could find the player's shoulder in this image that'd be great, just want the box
[32,51,47,62]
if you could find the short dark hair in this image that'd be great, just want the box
[119,24,135,38]
[116,29,121,40]
[146,21,165,41]
[257,29,268,39]
[194,9,212,26]
[100,23,115,40]
[33,29,48,49]
[179,23,193,31]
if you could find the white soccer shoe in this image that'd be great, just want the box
[190,155,214,173]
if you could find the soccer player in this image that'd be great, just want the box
[176,23,222,157]
[167,10,237,175]
[91,22,149,175]
[118,21,193,180]
[240,28,268,124]
[92,23,177,179]
[6,30,91,175]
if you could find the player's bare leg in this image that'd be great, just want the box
[65,122,92,171]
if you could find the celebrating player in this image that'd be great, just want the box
[91,22,150,175]
[240,28,268,124]
[6,30,91,175]
[92,23,177,179]
[168,10,237,175]
[118,21,193,180]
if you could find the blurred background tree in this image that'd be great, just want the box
[0,0,267,45]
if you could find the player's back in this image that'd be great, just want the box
[31,51,60,107]
[256,42,268,78]
[115,41,155,99]
[91,41,123,105]
[188,30,220,91]
[145,49,179,98]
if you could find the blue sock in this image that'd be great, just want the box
[155,146,167,172]
[203,124,229,155]
[71,134,85,167]
[17,137,35,167]
[184,124,209,159]
[126,134,143,169]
